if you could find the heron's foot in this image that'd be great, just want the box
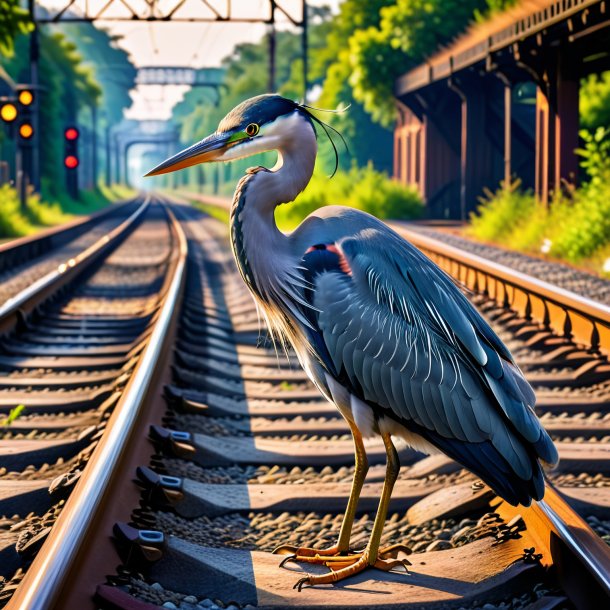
[292,551,411,592]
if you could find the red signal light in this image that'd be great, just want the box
[65,127,79,141]
[64,155,79,169]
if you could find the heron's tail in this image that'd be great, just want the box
[425,428,556,507]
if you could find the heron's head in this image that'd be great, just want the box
[145,94,319,177]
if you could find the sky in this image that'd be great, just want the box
[40,0,341,120]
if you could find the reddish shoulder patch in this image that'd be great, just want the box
[305,243,352,276]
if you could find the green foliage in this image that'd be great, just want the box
[0,0,31,57]
[468,128,610,272]
[60,23,136,126]
[312,1,395,171]
[275,163,423,230]
[171,4,394,176]
[580,71,610,132]
[468,180,536,244]
[0,182,133,238]
[551,128,610,261]
[348,0,488,127]
[0,184,69,237]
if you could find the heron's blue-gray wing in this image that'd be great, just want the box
[300,227,557,506]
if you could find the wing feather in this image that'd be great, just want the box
[297,219,558,505]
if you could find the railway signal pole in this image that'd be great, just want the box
[27,0,40,192]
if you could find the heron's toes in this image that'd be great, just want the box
[378,543,413,560]
[278,553,297,568]
[293,576,311,592]
[281,551,362,569]
[291,553,411,590]
[272,544,299,555]
[274,543,341,559]
[373,557,411,573]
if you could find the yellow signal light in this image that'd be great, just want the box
[19,123,34,139]
[1,103,17,123]
[18,90,34,106]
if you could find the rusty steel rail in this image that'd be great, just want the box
[496,484,610,606]
[5,199,188,610]
[0,194,151,336]
[393,224,610,358]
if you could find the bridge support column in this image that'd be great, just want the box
[535,46,580,203]
[502,80,512,187]
[394,102,423,195]
[554,48,580,191]
[449,74,505,220]
[398,88,461,219]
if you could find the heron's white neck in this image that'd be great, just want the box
[230,112,317,319]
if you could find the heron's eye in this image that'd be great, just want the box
[245,123,259,137]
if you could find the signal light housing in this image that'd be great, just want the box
[1,102,17,123]
[64,155,79,169]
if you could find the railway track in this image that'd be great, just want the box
[0,196,139,307]
[1,197,610,608]
[0,193,185,606]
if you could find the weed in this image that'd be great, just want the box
[1,404,25,427]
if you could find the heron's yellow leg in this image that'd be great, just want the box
[293,433,410,591]
[274,423,369,560]
[336,423,369,552]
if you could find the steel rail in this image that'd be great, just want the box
[393,224,610,356]
[176,194,610,353]
[5,197,188,610]
[495,483,610,605]
[539,487,610,593]
[0,194,150,334]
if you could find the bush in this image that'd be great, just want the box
[0,184,33,236]
[468,180,536,245]
[468,127,610,272]
[276,163,423,230]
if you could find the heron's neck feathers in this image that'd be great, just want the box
[230,112,317,339]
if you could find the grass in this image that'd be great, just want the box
[0,182,137,239]
[468,128,610,277]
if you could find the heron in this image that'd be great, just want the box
[146,94,558,590]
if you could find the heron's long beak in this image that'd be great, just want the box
[144,132,236,177]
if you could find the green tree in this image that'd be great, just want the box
[349,0,488,127]
[580,72,610,132]
[0,0,31,57]
[2,31,101,197]
[60,22,136,126]
[311,1,396,171]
